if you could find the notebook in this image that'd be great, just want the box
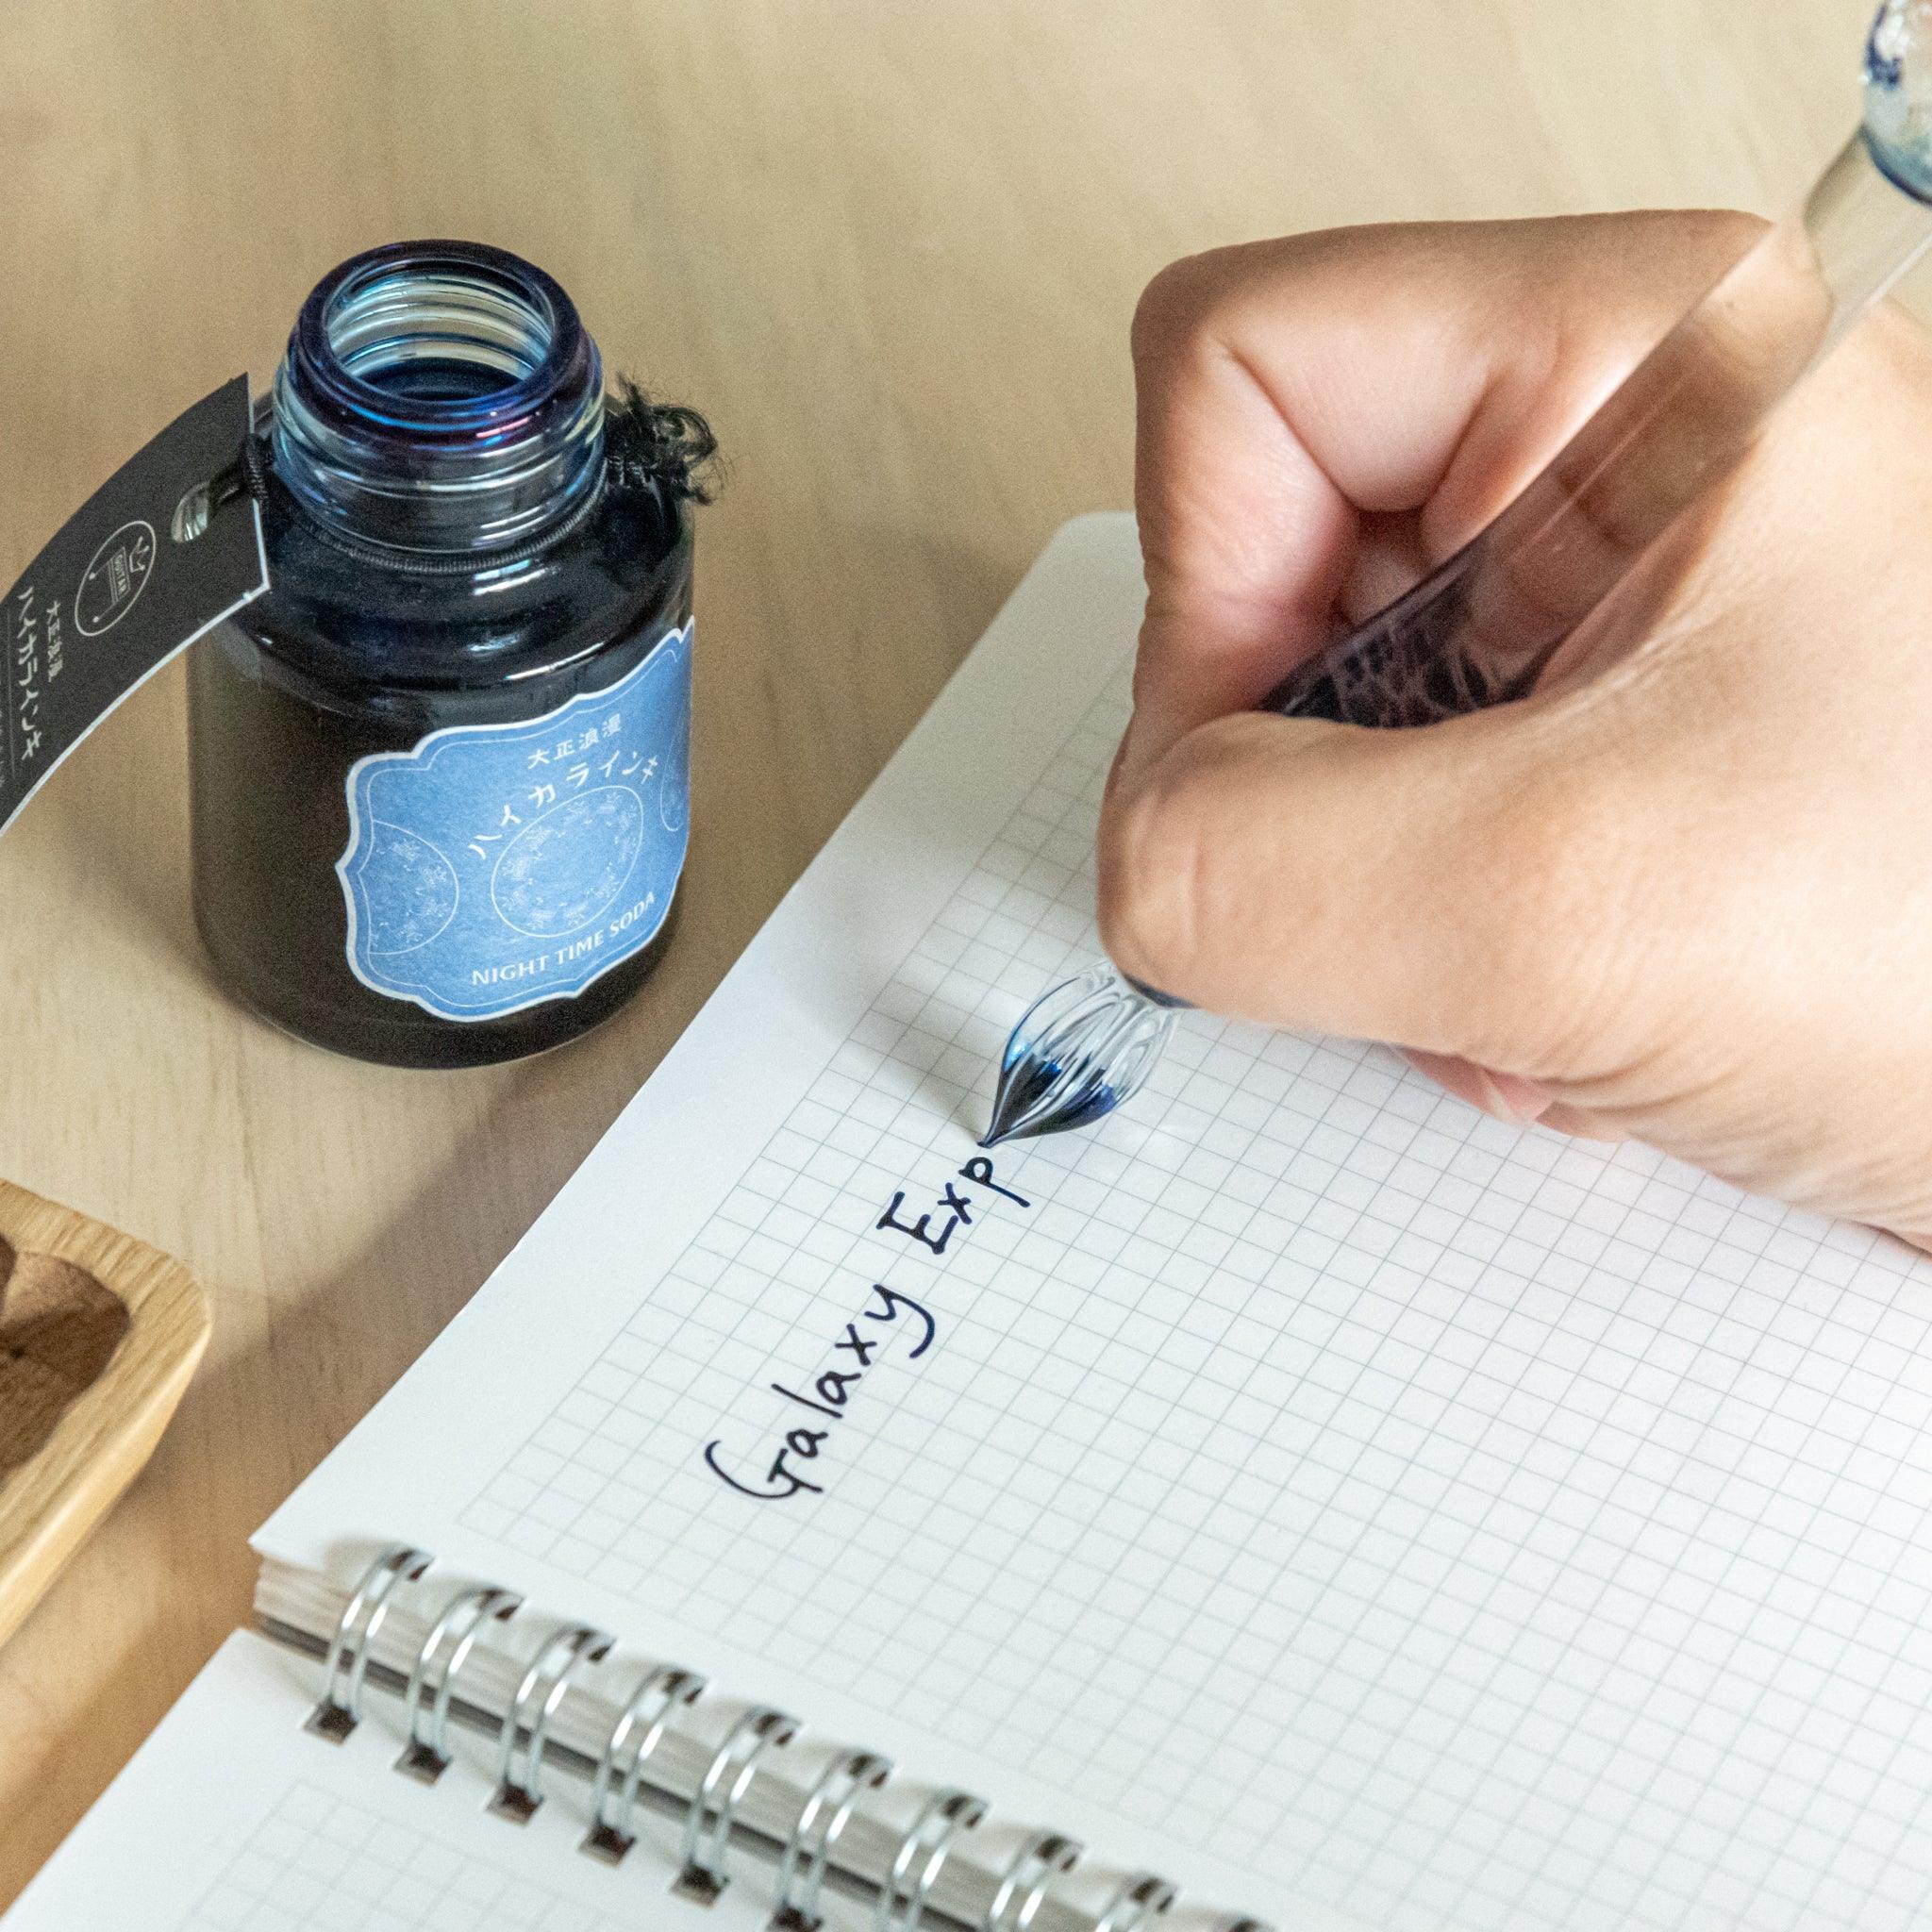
[11,514,1932,1932]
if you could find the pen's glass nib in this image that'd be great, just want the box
[981,965,1176,1149]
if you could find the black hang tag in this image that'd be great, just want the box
[1,375,268,838]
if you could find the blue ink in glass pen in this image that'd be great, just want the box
[984,0,1932,1149]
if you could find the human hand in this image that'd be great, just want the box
[1100,211,1932,1245]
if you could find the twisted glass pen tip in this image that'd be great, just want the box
[986,0,1932,1152]
[980,965,1177,1148]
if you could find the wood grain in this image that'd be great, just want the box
[0,0,1879,1901]
[0,1184,208,1650]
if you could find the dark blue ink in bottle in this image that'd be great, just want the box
[188,241,714,1067]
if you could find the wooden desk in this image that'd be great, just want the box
[0,0,1873,1901]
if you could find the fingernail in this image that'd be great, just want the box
[1473,1070,1556,1124]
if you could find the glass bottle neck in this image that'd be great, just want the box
[269,241,606,557]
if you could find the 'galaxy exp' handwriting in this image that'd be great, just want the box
[702,1154,1031,1501]
[875,1154,1031,1255]
[704,1283,934,1501]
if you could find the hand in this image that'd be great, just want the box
[1099,212,1932,1246]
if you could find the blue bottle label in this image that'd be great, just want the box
[338,619,691,1023]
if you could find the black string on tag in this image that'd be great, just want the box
[604,377,721,506]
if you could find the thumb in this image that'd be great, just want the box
[1097,701,1617,1076]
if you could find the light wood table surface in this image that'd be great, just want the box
[0,0,1878,1903]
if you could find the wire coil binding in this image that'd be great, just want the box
[488,1624,614,1824]
[1093,1874,1176,1932]
[772,1749,893,1932]
[674,1706,799,1903]
[875,1789,987,1932]
[287,1560,1268,1930]
[986,1832,1083,1932]
[306,1544,433,1744]
[395,1584,524,1785]
[581,1661,708,1865]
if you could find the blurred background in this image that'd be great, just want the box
[0,0,1874,1902]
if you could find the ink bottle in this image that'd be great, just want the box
[188,241,713,1068]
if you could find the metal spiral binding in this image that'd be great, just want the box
[580,1662,708,1865]
[287,1562,1255,1931]
[986,1832,1083,1932]
[874,1789,988,1932]
[1093,1874,1176,1932]
[771,1749,893,1932]
[305,1544,433,1743]
[674,1706,799,1903]
[487,1624,615,1824]
[394,1584,524,1784]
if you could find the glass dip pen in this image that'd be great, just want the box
[984,0,1932,1150]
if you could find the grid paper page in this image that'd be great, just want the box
[1,1635,772,1932]
[189,1783,635,1932]
[253,521,1932,1932]
[461,654,1932,1932]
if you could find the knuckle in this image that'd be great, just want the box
[1131,227,1372,384]
[1131,225,1386,386]
[1130,243,1265,373]
[1129,253,1217,371]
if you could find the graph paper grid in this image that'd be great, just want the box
[463,660,1932,1932]
[185,1782,630,1932]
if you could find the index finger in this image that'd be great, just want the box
[1122,211,1760,783]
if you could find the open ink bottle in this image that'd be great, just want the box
[189,241,712,1068]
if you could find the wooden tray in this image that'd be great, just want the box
[0,1181,209,1647]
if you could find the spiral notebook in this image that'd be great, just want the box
[14,514,1932,1932]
